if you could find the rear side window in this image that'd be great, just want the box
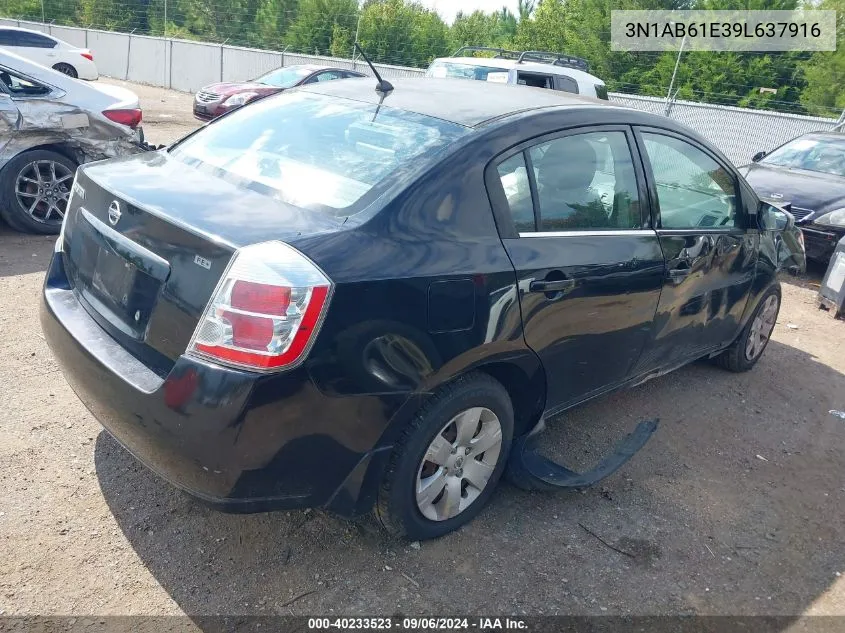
[496,154,535,232]
[517,73,553,89]
[554,75,579,94]
[0,67,51,97]
[532,132,641,231]
[595,84,609,100]
[17,32,57,48]
[312,71,343,83]
[641,132,738,230]
[171,91,470,213]
[496,131,643,232]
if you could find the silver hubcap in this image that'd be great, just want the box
[745,294,779,361]
[15,160,74,225]
[415,407,503,522]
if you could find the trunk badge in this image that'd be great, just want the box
[769,193,784,200]
[194,255,212,270]
[108,201,122,226]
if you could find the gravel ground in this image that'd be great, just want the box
[1,79,844,621]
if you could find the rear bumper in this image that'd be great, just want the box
[41,245,391,515]
[74,58,99,81]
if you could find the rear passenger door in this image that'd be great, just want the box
[0,83,22,152]
[12,31,58,67]
[487,126,665,412]
[630,128,757,374]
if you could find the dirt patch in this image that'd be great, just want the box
[0,80,844,621]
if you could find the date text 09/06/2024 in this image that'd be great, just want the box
[307,617,528,630]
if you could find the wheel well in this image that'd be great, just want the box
[474,361,545,437]
[20,143,82,166]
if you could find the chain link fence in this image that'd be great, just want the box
[1,18,840,165]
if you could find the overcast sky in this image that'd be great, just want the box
[418,0,523,24]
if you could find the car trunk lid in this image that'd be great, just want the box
[62,150,343,369]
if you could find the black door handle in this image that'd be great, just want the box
[529,279,576,293]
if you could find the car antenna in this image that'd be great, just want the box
[354,42,394,95]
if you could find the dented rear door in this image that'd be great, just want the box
[0,92,21,154]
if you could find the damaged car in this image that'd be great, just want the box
[0,48,145,234]
[42,74,786,541]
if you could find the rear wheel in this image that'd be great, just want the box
[52,63,78,78]
[0,150,76,234]
[375,373,513,540]
[713,287,781,372]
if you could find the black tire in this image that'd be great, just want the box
[375,372,514,541]
[0,149,77,235]
[52,63,78,78]
[713,286,781,373]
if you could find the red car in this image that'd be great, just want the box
[193,64,366,121]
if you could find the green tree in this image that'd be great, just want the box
[76,0,144,31]
[450,8,516,50]
[286,0,358,55]
[517,0,535,21]
[254,0,300,49]
[801,0,845,115]
[357,0,448,67]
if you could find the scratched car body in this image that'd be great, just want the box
[42,77,788,541]
[0,48,146,234]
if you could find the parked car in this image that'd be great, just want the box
[0,48,145,234]
[43,78,785,541]
[741,132,845,263]
[193,64,367,121]
[0,26,98,79]
[426,47,608,100]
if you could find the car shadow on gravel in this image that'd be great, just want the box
[779,261,827,291]
[94,339,845,627]
[0,225,55,277]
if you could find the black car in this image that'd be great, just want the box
[42,78,787,541]
[741,132,845,263]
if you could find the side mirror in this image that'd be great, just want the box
[752,151,767,163]
[758,202,790,231]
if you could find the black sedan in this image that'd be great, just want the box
[741,132,845,263]
[43,78,786,540]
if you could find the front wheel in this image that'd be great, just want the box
[375,372,514,540]
[713,287,781,372]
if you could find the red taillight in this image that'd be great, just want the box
[102,108,142,129]
[231,280,291,314]
[81,51,93,61]
[188,242,333,372]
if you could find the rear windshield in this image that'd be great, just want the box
[170,91,470,213]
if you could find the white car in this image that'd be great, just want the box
[427,47,607,100]
[0,26,98,80]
